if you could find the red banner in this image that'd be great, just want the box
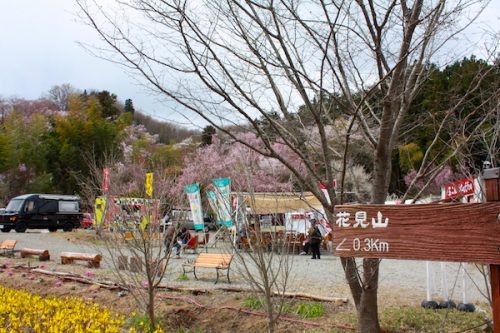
[443,177,474,199]
[103,168,110,193]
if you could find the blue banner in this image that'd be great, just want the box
[184,183,204,231]
[212,178,232,227]
[207,191,220,221]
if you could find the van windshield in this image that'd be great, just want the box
[5,199,24,213]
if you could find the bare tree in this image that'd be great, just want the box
[76,1,493,331]
[44,83,78,111]
[219,168,295,333]
[79,152,181,331]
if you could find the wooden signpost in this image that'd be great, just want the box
[333,202,500,263]
[333,168,500,332]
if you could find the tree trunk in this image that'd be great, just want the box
[266,293,275,333]
[353,121,393,333]
[341,257,362,308]
[357,258,381,333]
[148,286,156,331]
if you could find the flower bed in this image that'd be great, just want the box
[0,285,125,332]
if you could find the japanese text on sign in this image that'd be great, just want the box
[444,177,474,199]
[335,211,389,228]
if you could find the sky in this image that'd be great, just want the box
[0,1,198,127]
[0,1,498,129]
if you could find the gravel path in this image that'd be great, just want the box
[0,230,490,307]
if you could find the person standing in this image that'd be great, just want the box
[173,227,190,258]
[164,224,176,255]
[308,219,322,259]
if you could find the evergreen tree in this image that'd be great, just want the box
[200,125,216,145]
[124,98,135,114]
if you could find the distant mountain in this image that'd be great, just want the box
[133,112,199,144]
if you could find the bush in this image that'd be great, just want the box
[295,303,325,318]
[243,296,265,310]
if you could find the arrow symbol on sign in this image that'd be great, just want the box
[335,238,351,252]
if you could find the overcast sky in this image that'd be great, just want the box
[0,1,498,129]
[0,0,200,127]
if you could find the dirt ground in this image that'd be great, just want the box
[0,260,356,332]
[1,231,359,332]
[1,231,489,332]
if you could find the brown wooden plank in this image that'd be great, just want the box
[491,265,500,333]
[185,263,229,268]
[333,203,500,264]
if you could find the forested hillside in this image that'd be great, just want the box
[0,86,193,205]
[133,111,198,144]
[0,56,497,206]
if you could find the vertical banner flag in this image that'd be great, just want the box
[103,168,110,193]
[145,172,154,197]
[319,180,336,205]
[213,177,232,226]
[207,191,220,221]
[184,183,204,231]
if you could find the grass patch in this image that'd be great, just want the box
[242,296,265,310]
[294,302,325,318]
[280,303,293,314]
[128,313,152,330]
[177,273,189,281]
[379,306,488,333]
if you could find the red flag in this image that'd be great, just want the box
[103,168,110,193]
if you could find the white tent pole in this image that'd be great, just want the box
[426,261,432,301]
[441,262,449,300]
[462,264,467,304]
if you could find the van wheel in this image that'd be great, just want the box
[63,223,73,232]
[1,228,11,233]
[15,223,27,233]
[48,227,58,232]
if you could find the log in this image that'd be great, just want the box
[60,252,102,268]
[21,248,50,261]
[31,269,123,290]
[156,284,348,303]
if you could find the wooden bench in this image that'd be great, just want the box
[60,252,102,268]
[182,253,233,284]
[0,240,17,256]
[21,248,50,261]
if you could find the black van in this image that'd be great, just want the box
[0,194,82,233]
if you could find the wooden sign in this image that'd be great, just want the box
[443,177,475,199]
[333,202,500,264]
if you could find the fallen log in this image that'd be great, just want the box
[16,267,348,304]
[31,269,123,290]
[21,248,50,261]
[156,284,348,303]
[60,252,102,268]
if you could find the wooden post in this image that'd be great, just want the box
[492,265,500,333]
[130,256,143,273]
[483,167,500,333]
[118,255,128,270]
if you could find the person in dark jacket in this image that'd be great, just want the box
[308,219,322,259]
[173,227,190,257]
[164,224,176,255]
